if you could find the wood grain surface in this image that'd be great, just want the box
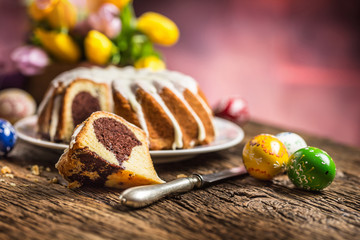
[0,121,359,240]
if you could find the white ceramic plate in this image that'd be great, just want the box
[14,116,244,163]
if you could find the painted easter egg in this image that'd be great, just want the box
[0,88,36,124]
[242,134,289,180]
[276,132,307,156]
[287,147,336,191]
[0,119,17,156]
[214,96,250,126]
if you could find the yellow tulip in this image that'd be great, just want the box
[28,0,59,20]
[85,30,113,65]
[35,28,81,62]
[103,0,132,9]
[137,12,179,46]
[47,0,77,29]
[134,56,166,71]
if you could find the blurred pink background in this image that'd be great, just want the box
[1,0,360,147]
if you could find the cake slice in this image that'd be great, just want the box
[56,111,164,189]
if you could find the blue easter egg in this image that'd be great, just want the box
[0,119,17,156]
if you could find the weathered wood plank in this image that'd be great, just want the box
[0,121,359,240]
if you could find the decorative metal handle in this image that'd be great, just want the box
[119,175,202,208]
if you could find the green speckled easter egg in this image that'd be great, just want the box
[287,147,336,191]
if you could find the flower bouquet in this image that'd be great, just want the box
[12,0,180,76]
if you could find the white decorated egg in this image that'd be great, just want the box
[276,132,307,156]
[0,88,36,124]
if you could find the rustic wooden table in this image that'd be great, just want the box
[0,121,359,240]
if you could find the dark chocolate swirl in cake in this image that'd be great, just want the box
[93,117,142,165]
[72,91,100,126]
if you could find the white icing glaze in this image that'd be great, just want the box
[69,122,85,149]
[38,66,114,115]
[112,69,208,149]
[49,95,61,141]
[153,69,214,130]
[136,79,184,149]
[112,75,150,138]
[39,66,214,149]
[149,73,206,141]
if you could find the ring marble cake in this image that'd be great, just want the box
[56,111,164,189]
[37,66,215,150]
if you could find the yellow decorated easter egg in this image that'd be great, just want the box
[242,134,289,180]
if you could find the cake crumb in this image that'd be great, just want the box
[4,173,14,179]
[31,165,40,176]
[45,167,51,172]
[9,183,16,187]
[1,166,12,175]
[0,179,5,182]
[68,181,81,189]
[50,177,58,184]
[33,179,39,183]
[177,174,188,178]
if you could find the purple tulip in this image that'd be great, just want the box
[88,3,122,39]
[11,46,49,76]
